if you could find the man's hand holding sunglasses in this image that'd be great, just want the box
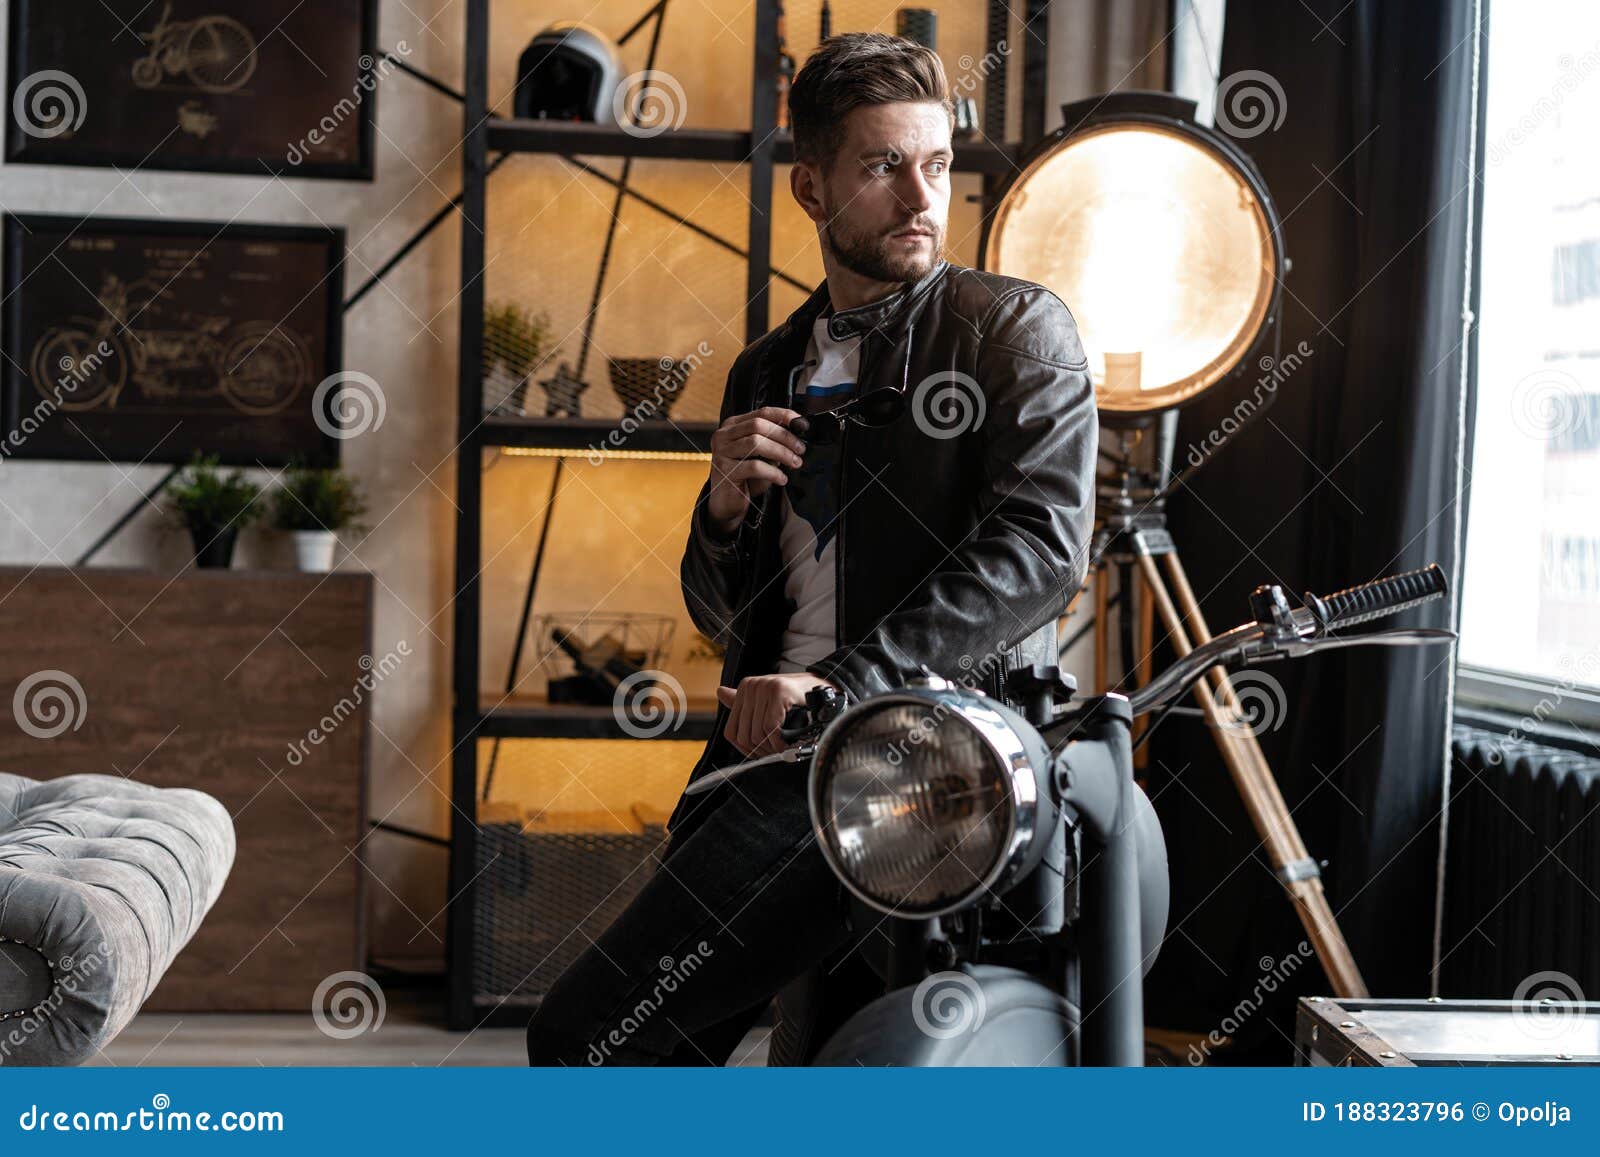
[705,406,808,537]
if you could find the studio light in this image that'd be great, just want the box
[980,92,1285,421]
[978,95,1371,998]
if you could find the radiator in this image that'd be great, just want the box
[1440,724,1600,1001]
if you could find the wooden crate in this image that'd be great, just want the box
[1295,997,1600,1066]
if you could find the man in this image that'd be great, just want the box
[528,32,1096,1066]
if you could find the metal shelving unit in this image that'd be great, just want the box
[447,0,1051,1029]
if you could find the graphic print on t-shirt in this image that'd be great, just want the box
[785,316,860,560]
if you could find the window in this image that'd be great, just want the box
[1459,2,1600,714]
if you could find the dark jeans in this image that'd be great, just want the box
[525,768,858,1066]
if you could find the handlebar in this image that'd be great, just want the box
[750,565,1454,766]
[1120,563,1455,719]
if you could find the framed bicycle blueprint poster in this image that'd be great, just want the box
[5,0,378,178]
[1,214,346,466]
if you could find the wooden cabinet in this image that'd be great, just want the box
[0,566,371,1010]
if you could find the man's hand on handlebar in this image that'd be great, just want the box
[717,673,840,757]
[705,406,807,536]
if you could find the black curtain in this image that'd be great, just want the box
[1143,0,1483,1058]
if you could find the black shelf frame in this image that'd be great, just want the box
[476,699,719,741]
[486,116,1023,173]
[480,413,717,453]
[448,0,1051,1030]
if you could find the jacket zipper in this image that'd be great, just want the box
[834,325,914,678]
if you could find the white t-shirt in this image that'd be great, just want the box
[776,311,863,673]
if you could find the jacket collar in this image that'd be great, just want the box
[778,257,950,346]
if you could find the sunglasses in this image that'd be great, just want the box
[784,359,908,445]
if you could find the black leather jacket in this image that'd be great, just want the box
[669,257,1098,834]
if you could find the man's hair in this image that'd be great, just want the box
[789,32,952,172]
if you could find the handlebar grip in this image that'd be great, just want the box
[1309,564,1449,630]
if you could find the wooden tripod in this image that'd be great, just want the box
[1080,480,1370,999]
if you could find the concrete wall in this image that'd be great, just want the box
[0,0,467,971]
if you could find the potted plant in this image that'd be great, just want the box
[166,452,262,569]
[481,300,553,415]
[270,463,369,572]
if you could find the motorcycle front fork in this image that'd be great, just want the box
[876,701,1142,1066]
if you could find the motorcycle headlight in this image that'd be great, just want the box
[808,684,1053,917]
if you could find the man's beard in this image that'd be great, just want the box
[824,204,944,283]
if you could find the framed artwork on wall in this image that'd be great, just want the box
[5,0,379,179]
[1,213,346,466]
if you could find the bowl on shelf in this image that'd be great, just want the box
[607,356,694,417]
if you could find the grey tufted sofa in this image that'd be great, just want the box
[0,772,235,1066]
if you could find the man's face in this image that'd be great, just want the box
[814,100,952,283]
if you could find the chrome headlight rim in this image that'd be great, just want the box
[807,686,1044,918]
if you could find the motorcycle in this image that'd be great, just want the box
[686,563,1455,1065]
[29,274,312,416]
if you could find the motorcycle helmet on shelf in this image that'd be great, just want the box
[513,21,625,124]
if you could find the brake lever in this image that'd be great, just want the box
[1119,568,1453,722]
[686,684,848,797]
[1247,627,1458,661]
[1238,579,1456,663]
[682,743,818,796]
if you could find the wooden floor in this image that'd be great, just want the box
[85,978,1198,1067]
[88,987,771,1068]
[92,1010,1197,1066]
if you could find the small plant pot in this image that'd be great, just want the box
[292,529,338,572]
[189,524,239,569]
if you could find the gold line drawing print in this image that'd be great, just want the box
[29,274,313,417]
[131,3,259,94]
